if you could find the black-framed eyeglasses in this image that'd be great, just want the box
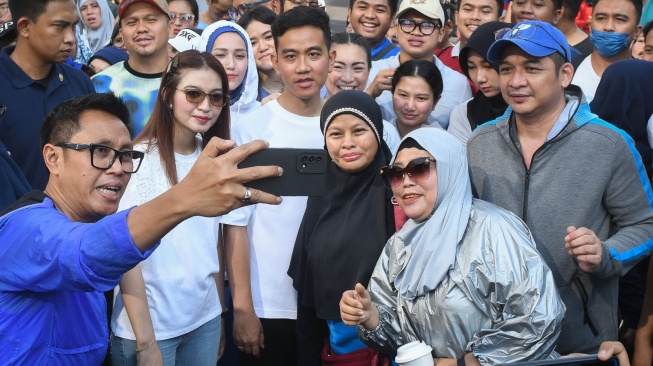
[288,0,320,7]
[175,88,229,107]
[56,143,144,173]
[169,12,196,24]
[494,24,569,62]
[398,18,441,36]
[380,157,435,189]
[236,0,273,15]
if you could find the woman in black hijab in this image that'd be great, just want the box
[591,58,653,180]
[448,21,512,149]
[288,90,395,365]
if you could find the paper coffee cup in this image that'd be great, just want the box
[395,341,433,366]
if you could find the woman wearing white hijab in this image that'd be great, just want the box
[339,128,565,365]
[77,0,115,54]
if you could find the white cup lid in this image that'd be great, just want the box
[395,341,433,363]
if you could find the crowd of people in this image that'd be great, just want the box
[1,0,653,365]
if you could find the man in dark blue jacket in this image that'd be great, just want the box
[0,0,95,191]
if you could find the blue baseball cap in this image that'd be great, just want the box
[487,21,572,63]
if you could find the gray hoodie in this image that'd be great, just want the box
[467,86,653,354]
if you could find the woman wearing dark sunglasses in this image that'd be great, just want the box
[288,90,396,365]
[340,128,566,365]
[110,50,230,366]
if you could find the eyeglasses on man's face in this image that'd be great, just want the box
[397,18,441,36]
[398,19,442,36]
[56,143,144,173]
[169,12,196,25]
[176,88,229,107]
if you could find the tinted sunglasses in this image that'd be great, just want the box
[176,88,229,107]
[169,12,195,24]
[380,157,435,189]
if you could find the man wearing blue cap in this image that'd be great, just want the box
[467,20,653,354]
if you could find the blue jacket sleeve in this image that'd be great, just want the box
[0,199,159,292]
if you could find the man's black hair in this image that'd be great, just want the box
[9,0,53,23]
[237,5,277,29]
[348,0,399,17]
[271,6,331,50]
[550,51,566,73]
[455,0,504,18]
[643,19,653,38]
[593,0,643,22]
[41,93,132,149]
[561,0,582,20]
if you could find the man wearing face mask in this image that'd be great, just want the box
[571,0,642,101]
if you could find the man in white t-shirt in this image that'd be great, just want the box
[366,0,472,129]
[221,6,334,366]
[571,0,641,101]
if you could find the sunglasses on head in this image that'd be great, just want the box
[380,156,435,189]
[175,88,229,107]
[494,24,569,62]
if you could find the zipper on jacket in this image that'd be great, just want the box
[509,137,540,223]
[523,169,530,222]
[506,97,582,222]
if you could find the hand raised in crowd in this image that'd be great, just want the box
[175,138,282,216]
[365,68,396,99]
[340,283,380,330]
[128,138,283,252]
[234,308,265,357]
[136,342,163,366]
[565,226,603,273]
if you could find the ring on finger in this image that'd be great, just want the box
[242,186,252,203]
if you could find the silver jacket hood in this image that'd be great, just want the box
[359,199,565,365]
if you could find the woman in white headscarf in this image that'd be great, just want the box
[199,21,260,126]
[77,0,115,54]
[339,128,565,365]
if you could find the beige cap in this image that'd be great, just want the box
[396,0,445,23]
[118,0,169,18]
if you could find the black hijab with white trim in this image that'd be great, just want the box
[288,90,395,319]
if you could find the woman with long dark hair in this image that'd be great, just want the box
[110,50,230,366]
